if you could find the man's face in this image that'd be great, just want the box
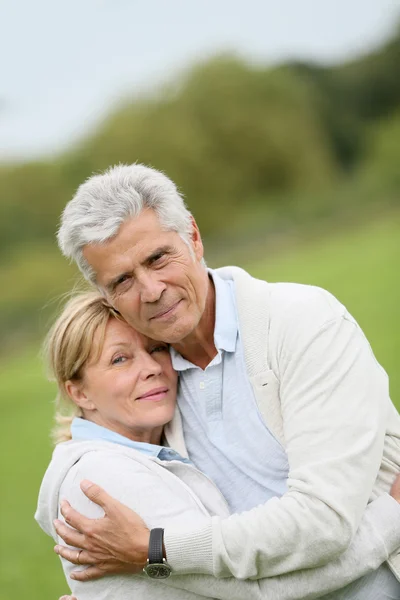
[83,210,209,343]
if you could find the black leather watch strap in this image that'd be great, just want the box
[148,528,164,564]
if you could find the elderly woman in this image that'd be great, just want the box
[36,292,400,600]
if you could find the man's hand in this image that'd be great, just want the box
[53,479,150,581]
[390,473,400,501]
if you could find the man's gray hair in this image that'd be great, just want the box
[57,163,193,283]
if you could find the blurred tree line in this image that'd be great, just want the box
[1,26,400,345]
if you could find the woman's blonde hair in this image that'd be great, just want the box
[43,291,120,444]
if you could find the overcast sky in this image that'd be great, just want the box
[0,0,398,160]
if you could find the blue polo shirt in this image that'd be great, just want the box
[170,270,289,513]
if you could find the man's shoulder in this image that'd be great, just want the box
[217,266,343,312]
[268,281,345,318]
[216,265,347,331]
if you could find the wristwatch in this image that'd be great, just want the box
[143,528,172,579]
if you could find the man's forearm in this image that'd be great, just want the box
[57,496,399,600]
[164,494,400,583]
[51,448,400,590]
[162,495,400,600]
[164,314,393,579]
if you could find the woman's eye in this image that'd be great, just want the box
[112,355,127,365]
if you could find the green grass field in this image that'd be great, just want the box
[0,213,399,599]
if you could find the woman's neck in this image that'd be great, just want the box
[81,413,163,445]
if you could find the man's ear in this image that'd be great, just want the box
[190,216,204,262]
[65,380,96,411]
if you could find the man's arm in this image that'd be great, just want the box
[56,289,398,581]
[163,496,400,600]
[164,293,392,578]
[55,470,400,600]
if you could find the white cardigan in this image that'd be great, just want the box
[164,266,400,581]
[35,440,400,600]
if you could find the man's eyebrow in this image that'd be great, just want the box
[144,245,173,265]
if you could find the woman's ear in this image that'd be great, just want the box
[65,380,96,411]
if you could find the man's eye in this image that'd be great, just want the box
[150,345,168,354]
[114,275,131,291]
[152,253,165,264]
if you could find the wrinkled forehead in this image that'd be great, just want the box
[83,214,176,286]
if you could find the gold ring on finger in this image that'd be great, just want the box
[76,549,83,565]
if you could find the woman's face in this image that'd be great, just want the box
[69,317,178,443]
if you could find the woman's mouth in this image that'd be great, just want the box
[136,386,169,402]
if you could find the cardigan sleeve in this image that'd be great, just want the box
[164,285,398,579]
[164,495,400,599]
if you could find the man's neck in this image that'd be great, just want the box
[172,276,217,370]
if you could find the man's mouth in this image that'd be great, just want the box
[150,300,181,321]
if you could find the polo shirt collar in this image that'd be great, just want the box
[71,417,162,457]
[170,268,238,371]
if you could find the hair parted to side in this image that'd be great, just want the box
[57,163,193,283]
[43,291,121,444]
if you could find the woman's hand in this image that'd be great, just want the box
[53,479,150,581]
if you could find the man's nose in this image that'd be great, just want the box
[139,352,163,379]
[138,272,166,303]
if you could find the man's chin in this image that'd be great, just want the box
[151,319,194,345]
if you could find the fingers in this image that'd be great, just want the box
[70,565,113,582]
[59,500,96,535]
[80,480,112,509]
[59,596,77,600]
[54,545,97,566]
[54,520,87,549]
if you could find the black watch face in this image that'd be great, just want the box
[146,563,172,579]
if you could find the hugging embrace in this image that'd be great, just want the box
[36,164,400,599]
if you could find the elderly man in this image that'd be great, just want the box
[53,164,400,598]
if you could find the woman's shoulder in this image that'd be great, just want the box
[58,444,168,519]
[62,441,162,488]
[59,443,213,528]
[56,439,160,473]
